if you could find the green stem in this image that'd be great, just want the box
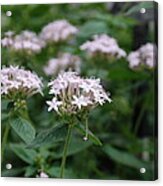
[1,123,10,162]
[85,117,88,139]
[133,103,146,135]
[60,124,73,178]
[133,81,149,135]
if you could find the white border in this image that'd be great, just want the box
[1,0,162,186]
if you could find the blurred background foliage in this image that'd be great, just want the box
[1,1,157,180]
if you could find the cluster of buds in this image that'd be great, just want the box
[80,34,126,59]
[43,53,81,76]
[1,30,45,55]
[127,43,156,69]
[46,71,112,116]
[1,65,43,100]
[40,20,78,43]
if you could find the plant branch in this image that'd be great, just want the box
[60,124,73,178]
[1,123,10,162]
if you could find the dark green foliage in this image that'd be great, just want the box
[10,117,36,144]
[28,124,68,148]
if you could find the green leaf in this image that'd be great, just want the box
[53,135,92,159]
[103,145,148,169]
[47,167,76,178]
[2,167,25,177]
[1,99,11,111]
[1,112,9,121]
[75,123,102,146]
[28,123,68,148]
[108,62,150,81]
[78,20,108,39]
[10,143,37,164]
[94,13,137,28]
[126,2,154,15]
[24,166,37,177]
[10,117,36,144]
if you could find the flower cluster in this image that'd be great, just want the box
[1,31,14,47]
[43,53,81,76]
[1,65,43,100]
[47,71,112,115]
[40,20,78,43]
[127,43,156,69]
[80,34,126,59]
[1,30,45,54]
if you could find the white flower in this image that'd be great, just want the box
[40,20,78,43]
[1,31,14,47]
[80,78,102,93]
[1,65,43,100]
[5,31,15,37]
[40,172,49,178]
[80,34,126,59]
[47,71,111,115]
[72,95,92,109]
[127,51,140,68]
[46,97,62,112]
[94,91,112,105]
[36,171,49,178]
[43,53,81,76]
[127,43,156,69]
[1,30,45,54]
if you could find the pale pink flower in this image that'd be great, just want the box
[1,65,43,99]
[1,30,45,54]
[127,43,156,69]
[80,34,126,59]
[40,20,78,43]
[47,71,111,115]
[43,53,81,76]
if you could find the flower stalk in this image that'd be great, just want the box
[83,116,89,141]
[1,123,10,162]
[60,124,73,178]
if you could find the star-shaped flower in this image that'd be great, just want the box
[46,97,62,112]
[72,95,92,109]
